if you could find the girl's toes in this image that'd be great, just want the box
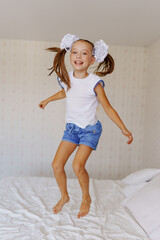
[83,211,88,217]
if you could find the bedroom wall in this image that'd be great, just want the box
[0,39,148,180]
[143,39,160,168]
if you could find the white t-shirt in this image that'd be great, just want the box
[57,71,105,128]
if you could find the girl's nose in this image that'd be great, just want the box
[76,52,81,59]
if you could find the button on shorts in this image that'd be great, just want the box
[62,121,102,150]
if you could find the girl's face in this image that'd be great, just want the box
[70,40,95,72]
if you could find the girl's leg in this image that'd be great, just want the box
[72,144,93,218]
[52,140,78,214]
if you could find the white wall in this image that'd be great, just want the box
[0,39,149,179]
[143,39,160,167]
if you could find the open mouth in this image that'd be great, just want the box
[74,61,83,65]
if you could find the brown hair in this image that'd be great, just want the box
[94,53,114,77]
[46,39,114,89]
[46,47,71,88]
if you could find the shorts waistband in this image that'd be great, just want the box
[66,121,102,135]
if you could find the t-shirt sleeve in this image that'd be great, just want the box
[57,76,67,92]
[93,79,105,96]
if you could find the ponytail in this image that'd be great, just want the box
[94,53,114,77]
[46,47,71,89]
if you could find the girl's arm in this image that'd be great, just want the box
[38,89,66,109]
[95,84,133,144]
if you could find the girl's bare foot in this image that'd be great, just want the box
[77,196,91,218]
[53,195,70,214]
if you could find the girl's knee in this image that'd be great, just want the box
[52,161,64,173]
[72,161,85,175]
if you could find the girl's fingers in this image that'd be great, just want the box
[39,103,44,109]
[127,133,133,144]
[121,129,133,144]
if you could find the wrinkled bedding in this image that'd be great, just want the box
[0,177,150,240]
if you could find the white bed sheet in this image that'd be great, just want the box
[0,177,150,240]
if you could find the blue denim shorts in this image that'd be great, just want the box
[62,121,102,150]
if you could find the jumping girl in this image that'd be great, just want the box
[39,34,133,219]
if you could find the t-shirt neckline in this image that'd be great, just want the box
[71,71,91,80]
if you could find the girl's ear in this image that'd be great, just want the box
[90,56,95,66]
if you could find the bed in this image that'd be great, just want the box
[0,170,160,240]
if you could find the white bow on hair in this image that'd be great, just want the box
[60,33,109,63]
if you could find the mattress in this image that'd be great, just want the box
[0,176,150,240]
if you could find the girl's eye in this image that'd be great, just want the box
[72,51,77,54]
[83,52,87,55]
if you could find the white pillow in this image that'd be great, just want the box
[124,174,160,236]
[121,182,147,199]
[122,168,160,185]
[150,226,160,240]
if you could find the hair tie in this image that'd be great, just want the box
[60,34,79,52]
[93,40,109,63]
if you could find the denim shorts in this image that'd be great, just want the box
[62,121,102,150]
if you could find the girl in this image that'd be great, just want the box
[39,34,133,219]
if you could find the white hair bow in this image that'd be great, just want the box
[60,34,109,63]
[93,40,109,63]
[60,34,79,52]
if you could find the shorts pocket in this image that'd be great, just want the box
[85,121,102,134]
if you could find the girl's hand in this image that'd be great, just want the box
[38,100,48,109]
[121,129,133,144]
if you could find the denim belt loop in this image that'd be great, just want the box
[68,124,75,134]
